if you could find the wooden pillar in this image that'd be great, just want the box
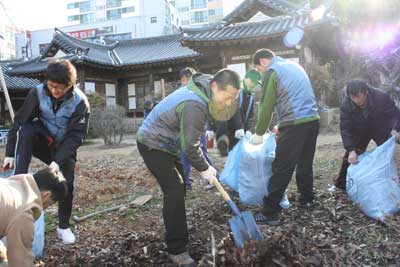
[117,79,128,109]
[78,68,86,92]
[220,50,226,68]
[149,72,154,94]
[0,94,5,122]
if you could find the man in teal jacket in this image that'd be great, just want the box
[250,49,320,226]
[136,69,240,267]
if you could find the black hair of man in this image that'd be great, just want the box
[47,59,77,89]
[179,67,196,79]
[253,49,276,65]
[346,80,370,96]
[212,69,241,91]
[33,167,68,202]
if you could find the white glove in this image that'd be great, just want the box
[234,129,245,139]
[2,157,14,170]
[205,130,214,140]
[49,161,60,172]
[200,165,217,183]
[250,134,263,145]
[348,150,358,164]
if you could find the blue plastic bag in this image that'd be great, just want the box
[0,170,45,257]
[220,133,290,208]
[238,133,290,208]
[219,138,244,192]
[347,136,400,222]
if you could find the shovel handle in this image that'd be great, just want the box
[211,177,242,217]
[211,176,231,202]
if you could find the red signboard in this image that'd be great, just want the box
[68,29,97,39]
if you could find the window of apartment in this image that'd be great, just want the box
[150,16,157,23]
[191,0,206,9]
[80,0,95,12]
[122,6,135,13]
[107,9,122,20]
[181,19,190,25]
[106,0,121,8]
[68,15,80,22]
[191,11,208,24]
[80,13,95,24]
[178,7,189,12]
[128,83,136,110]
[208,0,217,2]
[67,2,79,9]
[208,9,215,16]
[105,83,116,106]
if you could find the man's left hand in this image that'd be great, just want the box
[391,130,400,144]
[234,129,245,139]
[250,134,263,145]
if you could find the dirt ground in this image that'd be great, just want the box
[1,132,400,266]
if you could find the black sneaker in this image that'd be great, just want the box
[254,212,280,226]
[217,135,229,156]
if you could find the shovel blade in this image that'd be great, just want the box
[229,216,249,248]
[241,211,263,241]
[229,211,263,248]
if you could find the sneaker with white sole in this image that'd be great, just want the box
[168,251,195,267]
[57,227,76,245]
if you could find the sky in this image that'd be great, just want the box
[0,0,245,31]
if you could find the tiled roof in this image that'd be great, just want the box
[0,61,40,90]
[115,34,200,67]
[7,54,78,76]
[182,14,336,45]
[222,0,303,25]
[8,29,200,75]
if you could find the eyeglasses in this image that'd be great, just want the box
[47,81,68,92]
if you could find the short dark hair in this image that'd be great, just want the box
[253,49,275,65]
[33,167,68,202]
[179,67,196,79]
[346,80,370,96]
[212,69,241,90]
[47,59,77,88]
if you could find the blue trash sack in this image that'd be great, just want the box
[221,132,290,208]
[347,136,400,222]
[219,138,244,192]
[0,170,45,258]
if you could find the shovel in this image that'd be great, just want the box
[211,177,263,248]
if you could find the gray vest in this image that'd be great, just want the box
[37,84,86,142]
[138,86,206,154]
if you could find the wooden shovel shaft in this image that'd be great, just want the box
[211,176,231,202]
[211,176,242,217]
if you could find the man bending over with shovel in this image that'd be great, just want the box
[0,167,68,267]
[250,49,320,225]
[2,59,90,245]
[137,69,240,266]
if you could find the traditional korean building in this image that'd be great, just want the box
[0,61,40,120]
[4,0,339,117]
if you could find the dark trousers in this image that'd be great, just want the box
[335,132,390,190]
[262,120,319,215]
[14,123,76,229]
[137,141,187,255]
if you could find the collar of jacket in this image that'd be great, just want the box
[187,74,211,103]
